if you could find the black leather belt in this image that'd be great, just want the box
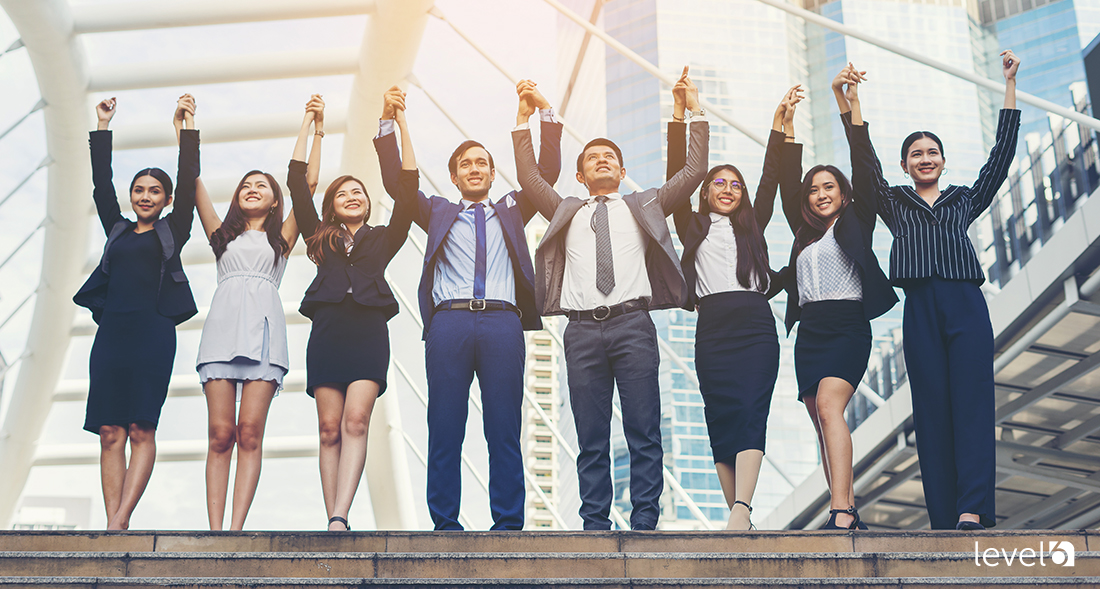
[436,299,522,318]
[567,298,648,322]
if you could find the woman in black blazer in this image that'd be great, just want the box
[845,51,1021,531]
[777,71,897,530]
[288,93,416,531]
[73,96,199,529]
[666,74,790,530]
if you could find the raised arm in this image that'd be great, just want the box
[755,86,803,229]
[303,94,324,194]
[287,98,321,240]
[966,50,1022,223]
[515,80,564,224]
[169,94,199,244]
[511,80,563,221]
[658,67,708,215]
[90,98,124,235]
[666,68,692,240]
[841,65,894,229]
[373,86,430,230]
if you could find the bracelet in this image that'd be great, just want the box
[672,115,685,122]
[315,130,325,138]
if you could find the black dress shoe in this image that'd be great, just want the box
[956,520,985,531]
[822,506,858,530]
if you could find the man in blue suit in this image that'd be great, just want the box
[374,83,562,530]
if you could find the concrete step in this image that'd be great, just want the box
[0,530,1096,555]
[2,577,1100,588]
[2,550,1098,580]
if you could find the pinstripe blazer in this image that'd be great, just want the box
[847,109,1021,286]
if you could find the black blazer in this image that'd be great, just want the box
[778,114,897,334]
[288,159,416,321]
[74,129,199,325]
[666,121,785,311]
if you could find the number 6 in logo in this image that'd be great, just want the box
[1049,541,1075,566]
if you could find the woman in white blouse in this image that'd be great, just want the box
[776,66,898,530]
[667,84,798,530]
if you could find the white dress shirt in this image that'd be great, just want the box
[695,212,764,298]
[797,223,863,307]
[560,193,651,310]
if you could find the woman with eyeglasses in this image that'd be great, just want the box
[665,69,790,530]
[774,68,899,530]
[844,50,1021,530]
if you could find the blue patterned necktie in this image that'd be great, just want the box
[591,196,615,296]
[473,202,486,299]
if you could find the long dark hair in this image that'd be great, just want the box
[793,164,853,256]
[305,175,371,265]
[209,170,289,267]
[700,164,770,292]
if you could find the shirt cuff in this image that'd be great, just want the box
[689,114,707,123]
[513,122,531,131]
[377,119,396,138]
[539,108,556,123]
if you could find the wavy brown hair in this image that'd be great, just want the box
[699,164,771,292]
[209,170,289,267]
[793,164,853,256]
[305,175,371,265]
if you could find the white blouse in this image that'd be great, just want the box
[695,212,764,298]
[796,223,862,307]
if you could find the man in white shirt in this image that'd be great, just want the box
[511,74,708,530]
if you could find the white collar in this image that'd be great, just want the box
[462,198,493,210]
[588,192,622,203]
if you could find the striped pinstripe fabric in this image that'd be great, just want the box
[848,109,1021,286]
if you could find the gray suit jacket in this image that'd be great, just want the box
[511,121,709,316]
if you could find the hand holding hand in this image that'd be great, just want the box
[672,66,689,118]
[783,85,804,126]
[381,85,406,120]
[1001,49,1020,81]
[306,94,325,129]
[516,79,537,120]
[843,63,866,103]
[681,67,700,113]
[96,98,116,130]
[174,94,196,131]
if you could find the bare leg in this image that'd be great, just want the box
[106,422,157,530]
[204,379,238,531]
[716,450,764,531]
[99,425,127,527]
[229,379,276,530]
[329,380,380,530]
[314,385,345,521]
[812,377,857,528]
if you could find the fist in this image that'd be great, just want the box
[96,98,117,123]
[1001,49,1020,80]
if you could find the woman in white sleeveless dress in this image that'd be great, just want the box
[193,115,304,529]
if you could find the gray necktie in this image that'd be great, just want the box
[591,195,615,295]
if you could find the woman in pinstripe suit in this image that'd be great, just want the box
[843,51,1021,530]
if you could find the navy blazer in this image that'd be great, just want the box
[373,121,563,338]
[777,113,897,334]
[74,129,199,325]
[288,160,416,321]
[666,122,785,311]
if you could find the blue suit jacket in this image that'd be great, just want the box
[373,121,563,339]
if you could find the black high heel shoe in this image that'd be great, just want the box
[731,500,756,530]
[328,515,350,531]
[852,507,868,530]
[822,506,858,530]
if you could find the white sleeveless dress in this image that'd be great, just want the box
[197,230,288,395]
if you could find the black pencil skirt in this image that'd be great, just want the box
[85,309,175,434]
[694,291,780,463]
[794,300,872,400]
[306,294,389,397]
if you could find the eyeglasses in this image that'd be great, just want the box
[711,178,743,193]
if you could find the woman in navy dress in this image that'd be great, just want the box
[845,50,1021,530]
[666,70,786,530]
[287,93,416,530]
[74,95,199,529]
[776,70,898,530]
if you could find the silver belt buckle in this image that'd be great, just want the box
[469,299,487,311]
[592,305,611,321]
